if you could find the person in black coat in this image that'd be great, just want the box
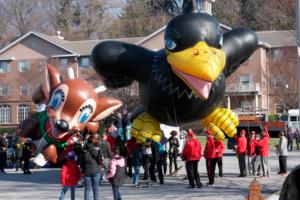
[0,133,8,173]
[79,134,102,200]
[21,138,33,174]
[168,130,180,175]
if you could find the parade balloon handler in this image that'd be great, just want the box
[59,151,81,200]
[16,64,122,166]
[91,0,258,144]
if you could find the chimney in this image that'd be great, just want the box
[56,30,64,40]
[199,0,215,15]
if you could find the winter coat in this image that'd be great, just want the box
[247,138,256,156]
[204,135,216,159]
[236,136,247,155]
[126,138,137,156]
[215,140,225,158]
[99,140,112,159]
[168,136,179,155]
[254,128,270,157]
[80,143,102,176]
[132,145,143,167]
[60,160,81,186]
[278,136,288,156]
[106,155,126,186]
[182,138,202,161]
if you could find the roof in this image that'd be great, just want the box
[0,31,144,56]
[256,30,296,48]
[137,23,231,46]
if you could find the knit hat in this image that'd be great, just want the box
[240,129,246,134]
[205,129,212,135]
[187,129,195,137]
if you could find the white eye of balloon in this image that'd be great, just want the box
[165,39,177,50]
[78,105,93,123]
[49,89,65,110]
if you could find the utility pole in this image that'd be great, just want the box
[297,0,300,114]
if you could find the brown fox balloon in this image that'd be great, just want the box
[17,64,122,165]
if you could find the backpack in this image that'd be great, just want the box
[109,165,126,187]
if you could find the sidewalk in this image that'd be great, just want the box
[0,149,299,200]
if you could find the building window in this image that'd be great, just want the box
[0,61,11,73]
[0,105,11,124]
[271,49,282,60]
[59,58,68,67]
[80,57,90,68]
[272,78,281,88]
[18,104,30,123]
[20,84,30,95]
[275,104,284,114]
[239,74,251,85]
[18,60,29,72]
[0,85,11,96]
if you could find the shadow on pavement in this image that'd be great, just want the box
[0,168,60,185]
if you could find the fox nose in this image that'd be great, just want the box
[55,119,69,131]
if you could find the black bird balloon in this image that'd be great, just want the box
[91,0,258,142]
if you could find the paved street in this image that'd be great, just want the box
[0,149,299,200]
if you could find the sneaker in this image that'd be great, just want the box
[187,185,195,189]
[206,183,214,187]
[197,183,203,188]
[219,174,223,177]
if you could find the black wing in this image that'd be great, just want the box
[91,41,155,88]
[222,28,258,78]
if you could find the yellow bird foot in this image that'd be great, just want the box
[201,108,239,141]
[130,113,163,143]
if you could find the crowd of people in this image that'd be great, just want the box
[0,113,296,200]
[0,132,34,174]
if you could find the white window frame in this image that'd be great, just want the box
[18,60,30,72]
[18,104,31,123]
[0,85,11,96]
[20,84,30,95]
[0,61,11,73]
[0,105,11,124]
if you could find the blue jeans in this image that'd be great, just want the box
[59,186,75,200]
[133,166,140,184]
[84,173,100,200]
[112,185,122,200]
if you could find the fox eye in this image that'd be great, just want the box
[79,105,94,123]
[49,89,65,110]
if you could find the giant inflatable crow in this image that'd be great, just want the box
[91,0,258,142]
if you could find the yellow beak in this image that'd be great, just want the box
[167,41,226,81]
[167,41,226,99]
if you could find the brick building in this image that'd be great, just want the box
[0,31,142,128]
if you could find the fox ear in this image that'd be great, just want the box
[91,97,122,122]
[33,64,62,103]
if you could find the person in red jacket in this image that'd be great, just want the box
[215,139,225,177]
[254,126,270,178]
[181,129,202,189]
[204,130,217,186]
[59,151,81,200]
[235,129,247,177]
[247,131,256,175]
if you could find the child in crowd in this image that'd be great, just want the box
[59,151,81,200]
[106,148,126,200]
